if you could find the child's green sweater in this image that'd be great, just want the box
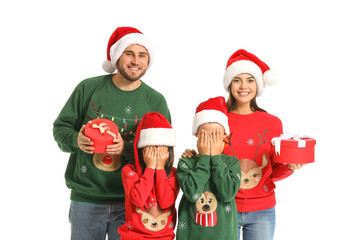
[176,154,241,240]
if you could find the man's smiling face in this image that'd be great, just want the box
[117,44,149,81]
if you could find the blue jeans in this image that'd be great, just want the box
[69,201,126,240]
[237,207,276,240]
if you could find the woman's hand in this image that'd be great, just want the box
[143,146,157,169]
[288,164,304,171]
[156,146,169,170]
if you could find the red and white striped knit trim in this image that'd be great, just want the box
[195,211,217,227]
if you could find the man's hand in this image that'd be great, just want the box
[77,125,94,154]
[180,149,197,159]
[106,133,124,155]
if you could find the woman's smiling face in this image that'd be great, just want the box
[230,73,257,106]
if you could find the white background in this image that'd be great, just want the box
[1,0,359,239]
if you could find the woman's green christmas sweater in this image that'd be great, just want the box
[176,154,241,240]
[53,74,171,203]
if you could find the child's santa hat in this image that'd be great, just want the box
[223,49,277,96]
[133,112,176,175]
[102,27,153,73]
[192,96,229,135]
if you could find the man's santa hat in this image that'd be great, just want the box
[192,96,229,135]
[223,49,277,96]
[102,27,153,73]
[133,112,176,175]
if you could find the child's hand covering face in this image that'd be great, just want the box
[197,129,211,156]
[143,146,157,169]
[156,146,169,169]
[196,123,225,157]
[143,146,169,170]
[210,129,224,156]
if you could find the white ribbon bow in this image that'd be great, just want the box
[92,122,108,133]
[90,121,117,139]
[271,133,313,155]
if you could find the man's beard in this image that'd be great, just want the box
[118,64,147,82]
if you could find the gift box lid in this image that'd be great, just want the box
[85,118,119,141]
[276,138,316,148]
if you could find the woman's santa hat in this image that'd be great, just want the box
[223,49,277,96]
[133,112,176,175]
[102,27,154,73]
[192,96,229,135]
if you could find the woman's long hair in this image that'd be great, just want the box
[137,147,174,177]
[226,84,267,113]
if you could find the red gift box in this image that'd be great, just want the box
[84,119,119,153]
[271,135,316,164]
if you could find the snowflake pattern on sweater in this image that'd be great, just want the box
[223,111,294,212]
[176,154,241,240]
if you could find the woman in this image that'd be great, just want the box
[183,49,303,240]
[223,49,304,240]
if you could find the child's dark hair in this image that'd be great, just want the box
[137,147,175,177]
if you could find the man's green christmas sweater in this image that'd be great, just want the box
[53,74,171,203]
[176,154,241,240]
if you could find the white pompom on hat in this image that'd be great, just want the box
[223,49,277,96]
[192,96,229,135]
[102,27,153,73]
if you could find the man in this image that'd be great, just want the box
[53,27,171,240]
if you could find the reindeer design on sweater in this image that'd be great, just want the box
[136,208,172,232]
[240,154,268,189]
[87,99,140,172]
[195,192,218,227]
[239,130,269,190]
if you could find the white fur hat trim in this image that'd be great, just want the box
[223,60,265,96]
[192,109,229,135]
[137,128,176,148]
[109,32,153,72]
